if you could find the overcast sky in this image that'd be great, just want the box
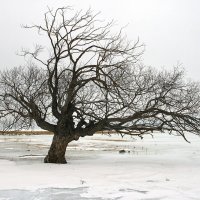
[0,0,199,80]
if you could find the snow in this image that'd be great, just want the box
[0,133,200,200]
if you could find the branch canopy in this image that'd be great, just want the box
[1,7,200,141]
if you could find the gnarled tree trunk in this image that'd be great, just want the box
[44,134,72,164]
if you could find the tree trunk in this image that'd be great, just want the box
[44,134,71,164]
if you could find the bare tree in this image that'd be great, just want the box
[1,7,200,163]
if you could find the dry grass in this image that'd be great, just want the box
[0,130,53,135]
[0,130,116,135]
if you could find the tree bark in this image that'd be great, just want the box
[44,134,71,164]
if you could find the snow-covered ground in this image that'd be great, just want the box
[0,133,200,200]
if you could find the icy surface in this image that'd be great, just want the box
[0,188,106,200]
[0,133,200,200]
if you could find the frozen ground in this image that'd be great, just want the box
[0,133,200,200]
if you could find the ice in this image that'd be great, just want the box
[0,187,107,200]
[0,133,200,199]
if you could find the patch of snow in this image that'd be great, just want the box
[0,133,200,199]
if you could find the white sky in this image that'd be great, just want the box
[0,0,200,80]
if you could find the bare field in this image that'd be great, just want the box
[0,130,53,135]
[0,130,116,135]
